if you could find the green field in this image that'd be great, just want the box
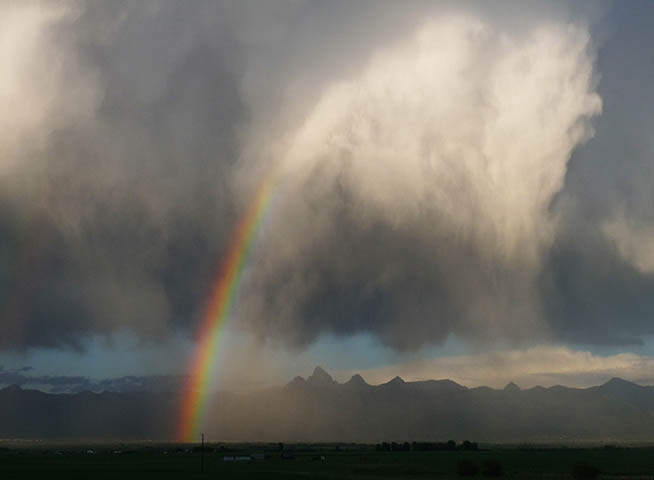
[2,444,654,479]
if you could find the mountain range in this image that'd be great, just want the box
[2,367,654,443]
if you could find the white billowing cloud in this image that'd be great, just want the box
[603,215,654,274]
[0,1,100,176]
[337,346,654,389]
[280,17,600,264]
[240,15,601,346]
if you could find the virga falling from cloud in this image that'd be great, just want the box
[3,0,654,356]
[238,14,600,349]
[0,2,100,177]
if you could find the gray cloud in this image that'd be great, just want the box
[1,1,245,349]
[540,0,654,346]
[1,0,654,352]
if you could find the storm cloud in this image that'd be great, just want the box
[1,0,653,352]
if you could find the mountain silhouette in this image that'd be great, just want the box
[503,382,520,392]
[306,366,336,385]
[345,374,369,388]
[380,375,405,388]
[1,370,654,442]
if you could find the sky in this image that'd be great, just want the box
[2,0,654,393]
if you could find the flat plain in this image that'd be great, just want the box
[2,444,654,479]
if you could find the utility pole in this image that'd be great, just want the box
[201,432,205,473]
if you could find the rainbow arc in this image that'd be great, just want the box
[178,175,275,442]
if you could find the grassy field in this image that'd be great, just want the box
[2,444,654,479]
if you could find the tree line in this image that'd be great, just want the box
[375,440,478,451]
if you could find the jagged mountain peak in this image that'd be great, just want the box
[307,366,335,385]
[345,374,368,387]
[603,377,637,388]
[599,377,641,392]
[382,376,405,387]
[504,382,520,392]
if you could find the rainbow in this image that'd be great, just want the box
[178,175,276,442]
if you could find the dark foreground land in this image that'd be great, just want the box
[2,444,654,479]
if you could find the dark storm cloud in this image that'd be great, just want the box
[1,1,245,349]
[539,0,654,347]
[1,0,654,352]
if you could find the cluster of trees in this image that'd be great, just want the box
[375,440,478,452]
